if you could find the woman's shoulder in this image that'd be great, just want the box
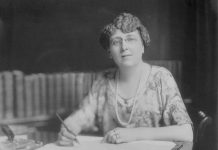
[91,68,116,89]
[150,65,171,74]
[149,64,173,80]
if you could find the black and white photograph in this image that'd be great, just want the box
[0,0,217,150]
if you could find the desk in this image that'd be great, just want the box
[38,143,192,150]
[0,129,193,150]
[0,125,193,150]
[35,134,193,150]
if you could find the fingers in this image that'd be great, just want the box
[57,128,78,146]
[62,128,77,140]
[102,131,109,143]
[105,131,115,144]
[58,135,74,146]
[102,129,121,144]
[58,139,79,146]
[110,134,118,144]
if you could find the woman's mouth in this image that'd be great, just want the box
[122,54,132,58]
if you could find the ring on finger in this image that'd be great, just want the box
[115,133,120,139]
[114,129,119,138]
[113,129,118,135]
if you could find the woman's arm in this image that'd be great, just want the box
[103,124,193,144]
[58,77,105,146]
[129,124,193,142]
[58,95,98,146]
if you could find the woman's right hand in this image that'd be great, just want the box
[58,126,79,146]
[57,119,80,146]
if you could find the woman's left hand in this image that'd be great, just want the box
[102,127,135,144]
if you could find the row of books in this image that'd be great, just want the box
[0,71,101,121]
[0,60,182,123]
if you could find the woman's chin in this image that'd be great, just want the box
[119,62,139,68]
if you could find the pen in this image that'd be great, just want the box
[56,112,80,144]
[177,144,183,150]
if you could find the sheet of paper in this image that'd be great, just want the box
[0,135,27,141]
[37,135,176,150]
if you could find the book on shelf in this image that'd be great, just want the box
[55,73,63,113]
[2,71,14,119]
[32,74,40,116]
[47,74,55,114]
[62,73,70,111]
[68,73,76,110]
[38,73,47,115]
[75,73,84,108]
[13,70,25,118]
[24,75,34,117]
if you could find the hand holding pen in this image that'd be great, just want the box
[56,113,80,146]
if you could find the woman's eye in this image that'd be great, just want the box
[126,38,135,42]
[111,40,121,46]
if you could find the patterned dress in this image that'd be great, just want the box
[67,65,192,134]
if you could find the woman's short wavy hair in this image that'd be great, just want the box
[99,12,150,50]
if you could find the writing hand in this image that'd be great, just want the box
[57,125,79,146]
[56,113,80,146]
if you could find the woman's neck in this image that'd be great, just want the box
[118,62,145,82]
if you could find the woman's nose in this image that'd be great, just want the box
[121,40,128,51]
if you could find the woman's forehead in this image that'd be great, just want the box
[110,29,140,39]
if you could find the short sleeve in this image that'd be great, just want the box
[159,68,192,126]
[65,75,106,133]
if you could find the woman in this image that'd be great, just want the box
[58,12,193,146]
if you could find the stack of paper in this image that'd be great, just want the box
[38,135,176,150]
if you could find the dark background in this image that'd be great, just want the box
[0,0,217,149]
[0,0,199,97]
[0,0,197,72]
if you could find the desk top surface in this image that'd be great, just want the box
[1,128,193,150]
[37,135,193,150]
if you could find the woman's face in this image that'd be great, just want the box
[108,29,144,68]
